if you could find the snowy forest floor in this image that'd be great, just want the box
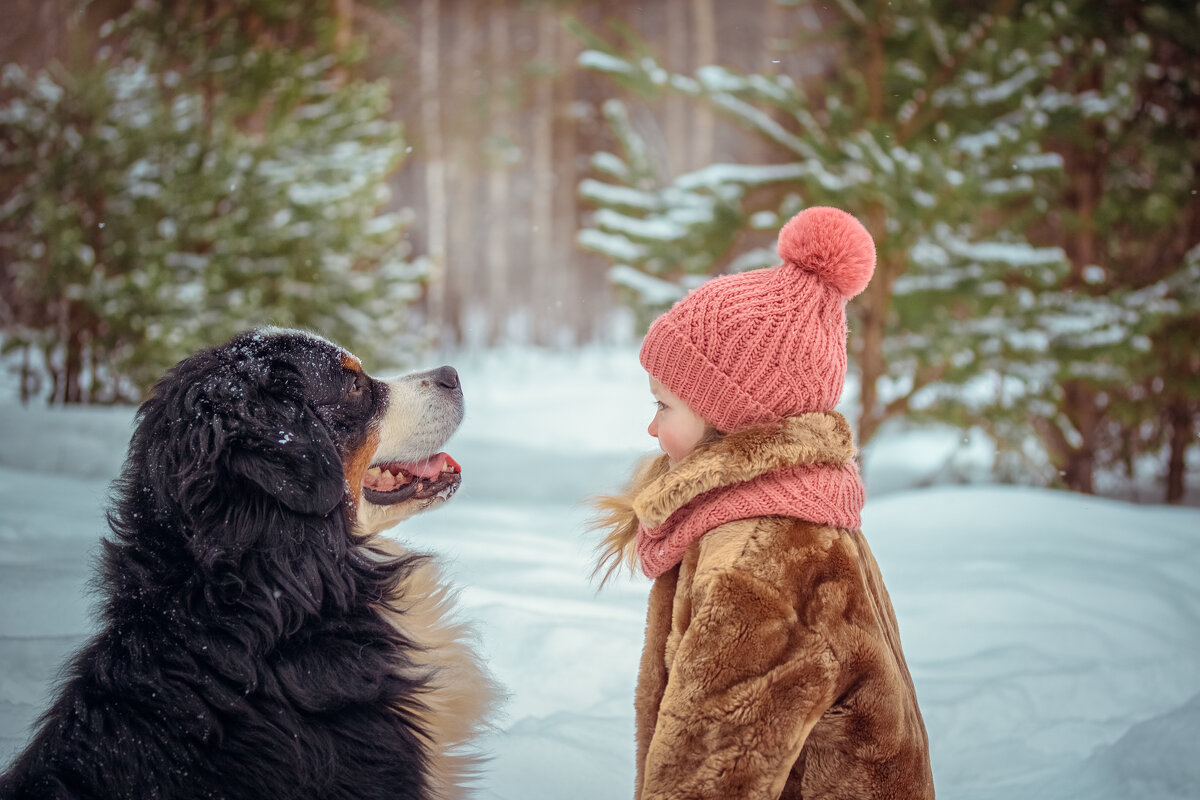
[1,346,1198,799]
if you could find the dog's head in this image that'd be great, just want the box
[130,327,463,543]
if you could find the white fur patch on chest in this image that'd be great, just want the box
[372,537,503,799]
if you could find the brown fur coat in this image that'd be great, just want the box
[596,413,934,799]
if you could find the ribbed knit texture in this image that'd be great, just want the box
[637,462,864,578]
[640,206,876,433]
[620,412,866,579]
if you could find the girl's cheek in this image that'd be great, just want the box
[660,433,686,462]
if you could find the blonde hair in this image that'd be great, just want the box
[589,426,723,588]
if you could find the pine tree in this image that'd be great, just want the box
[575,0,1200,497]
[575,0,1076,449]
[996,1,1200,498]
[0,0,425,403]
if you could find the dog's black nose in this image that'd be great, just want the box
[432,365,459,391]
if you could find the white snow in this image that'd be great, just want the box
[576,50,635,76]
[593,209,686,242]
[587,152,630,181]
[675,161,809,191]
[608,265,685,306]
[708,93,815,157]
[727,246,779,273]
[1014,152,1065,172]
[1,346,1198,799]
[576,228,646,262]
[578,179,656,210]
[973,66,1040,105]
[696,65,746,92]
[945,237,1067,267]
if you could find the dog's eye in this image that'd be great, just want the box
[346,372,366,397]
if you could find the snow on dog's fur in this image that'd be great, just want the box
[0,328,498,800]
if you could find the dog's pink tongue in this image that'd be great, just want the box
[403,453,455,479]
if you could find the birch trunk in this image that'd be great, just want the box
[691,0,715,166]
[530,6,557,344]
[420,0,450,340]
[486,3,511,345]
[446,0,479,344]
[666,0,688,176]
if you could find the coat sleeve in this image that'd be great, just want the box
[640,562,841,800]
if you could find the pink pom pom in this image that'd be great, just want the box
[776,207,876,298]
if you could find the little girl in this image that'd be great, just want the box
[595,207,934,799]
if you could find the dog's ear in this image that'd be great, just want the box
[226,394,345,516]
[139,350,346,521]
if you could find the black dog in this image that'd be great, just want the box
[0,328,496,800]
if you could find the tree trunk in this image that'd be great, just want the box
[1059,379,1101,494]
[19,344,34,405]
[559,10,589,344]
[446,0,479,345]
[1165,398,1193,504]
[66,342,82,404]
[1062,450,1096,495]
[331,0,352,52]
[855,273,889,447]
[530,4,557,344]
[1061,138,1103,286]
[691,0,715,167]
[486,3,511,345]
[64,301,84,405]
[45,342,61,406]
[420,0,449,342]
[854,17,892,449]
[666,0,688,176]
[855,199,893,448]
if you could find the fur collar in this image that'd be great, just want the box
[634,412,857,527]
[592,412,858,583]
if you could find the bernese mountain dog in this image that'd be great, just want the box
[0,328,498,800]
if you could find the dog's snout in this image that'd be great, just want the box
[432,366,459,391]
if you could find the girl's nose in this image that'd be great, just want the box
[647,418,658,438]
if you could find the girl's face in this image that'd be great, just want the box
[648,376,708,466]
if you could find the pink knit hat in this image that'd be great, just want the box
[639,206,875,433]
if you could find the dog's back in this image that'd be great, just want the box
[1,585,432,799]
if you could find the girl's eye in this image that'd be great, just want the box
[653,400,667,411]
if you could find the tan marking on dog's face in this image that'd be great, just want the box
[341,353,363,372]
[344,429,381,511]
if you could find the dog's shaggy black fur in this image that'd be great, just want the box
[0,330,451,800]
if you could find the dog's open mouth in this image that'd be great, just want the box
[362,453,462,505]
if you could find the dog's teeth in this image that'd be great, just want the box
[395,471,408,481]
[367,467,382,476]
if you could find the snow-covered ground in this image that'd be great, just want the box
[1,346,1198,799]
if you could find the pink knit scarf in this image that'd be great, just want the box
[632,414,865,579]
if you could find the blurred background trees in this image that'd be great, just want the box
[1,0,1197,502]
[1,0,424,402]
[574,0,1199,499]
